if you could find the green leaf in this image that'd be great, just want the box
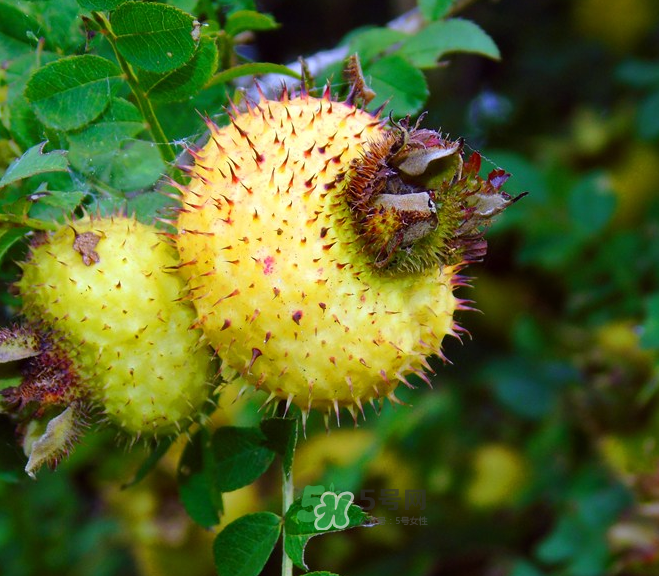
[141,36,219,103]
[121,436,175,489]
[112,1,197,73]
[37,0,85,54]
[25,55,122,131]
[365,55,428,117]
[0,2,40,60]
[0,142,68,188]
[7,96,45,150]
[213,512,281,576]
[209,62,300,87]
[260,417,298,478]
[284,496,371,570]
[178,428,223,527]
[37,190,86,211]
[397,18,500,69]
[224,10,278,37]
[212,426,276,492]
[77,0,127,10]
[641,293,659,350]
[0,227,29,264]
[418,0,454,21]
[127,191,179,224]
[348,28,407,64]
[105,140,165,191]
[66,97,145,163]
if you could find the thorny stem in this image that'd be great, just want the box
[282,447,295,576]
[92,12,177,166]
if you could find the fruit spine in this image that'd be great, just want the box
[175,80,515,424]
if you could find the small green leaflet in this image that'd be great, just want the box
[397,18,500,69]
[25,55,122,131]
[0,142,68,188]
[111,2,197,73]
[224,10,279,37]
[141,36,219,103]
[348,28,407,64]
[0,227,29,268]
[0,2,40,60]
[213,512,281,576]
[418,0,454,21]
[365,55,429,117]
[212,426,276,492]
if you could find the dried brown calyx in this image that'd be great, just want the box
[0,326,88,477]
[344,115,522,272]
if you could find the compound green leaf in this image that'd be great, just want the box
[141,36,218,102]
[25,55,121,131]
[365,55,428,117]
[212,426,276,492]
[224,10,278,37]
[397,18,500,69]
[112,1,197,73]
[0,142,68,188]
[213,512,281,576]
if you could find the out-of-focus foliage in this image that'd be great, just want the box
[1,0,659,575]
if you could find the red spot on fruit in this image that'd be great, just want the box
[263,256,275,275]
[292,310,303,325]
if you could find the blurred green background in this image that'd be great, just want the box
[2,0,659,575]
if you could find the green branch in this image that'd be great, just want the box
[92,12,177,166]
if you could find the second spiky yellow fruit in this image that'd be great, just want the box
[17,215,214,436]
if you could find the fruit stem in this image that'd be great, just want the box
[92,11,177,166]
[282,458,294,576]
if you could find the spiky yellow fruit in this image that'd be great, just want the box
[176,87,513,421]
[17,215,214,436]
